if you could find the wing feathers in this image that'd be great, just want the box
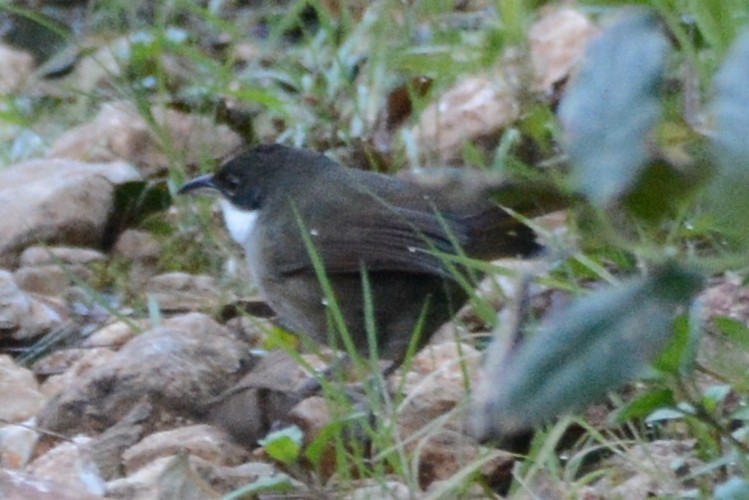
[277,204,535,278]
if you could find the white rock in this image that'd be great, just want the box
[26,436,106,498]
[49,101,242,177]
[0,354,47,422]
[0,42,34,92]
[0,418,39,468]
[0,159,141,267]
[0,270,67,340]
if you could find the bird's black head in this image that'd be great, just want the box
[179,143,332,210]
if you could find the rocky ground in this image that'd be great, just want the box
[0,145,522,496]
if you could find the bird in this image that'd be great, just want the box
[179,143,543,369]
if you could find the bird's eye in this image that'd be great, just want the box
[221,173,241,195]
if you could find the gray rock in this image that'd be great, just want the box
[25,436,106,497]
[0,467,100,500]
[13,246,106,297]
[37,313,254,437]
[349,480,411,500]
[589,440,701,499]
[113,229,161,262]
[0,159,141,267]
[104,454,222,499]
[0,354,47,422]
[13,265,69,297]
[204,350,306,446]
[82,321,141,349]
[0,418,39,469]
[38,347,116,399]
[0,270,31,332]
[0,42,34,92]
[187,457,280,496]
[49,101,242,177]
[146,272,232,312]
[107,453,284,499]
[0,270,67,341]
[27,36,130,98]
[392,342,495,488]
[19,246,106,267]
[122,424,250,475]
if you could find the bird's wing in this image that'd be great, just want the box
[267,202,463,278]
[265,166,541,279]
[315,206,464,277]
[274,203,534,278]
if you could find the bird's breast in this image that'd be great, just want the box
[219,199,267,286]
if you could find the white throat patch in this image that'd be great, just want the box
[219,199,258,245]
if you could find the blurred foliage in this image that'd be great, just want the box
[472,264,703,439]
[3,0,749,497]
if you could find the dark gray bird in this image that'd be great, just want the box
[179,144,542,368]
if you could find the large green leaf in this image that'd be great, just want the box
[258,426,303,465]
[612,387,676,424]
[470,264,702,440]
[715,478,749,500]
[713,31,749,171]
[558,11,668,205]
[708,31,749,248]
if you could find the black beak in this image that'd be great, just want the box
[178,174,218,195]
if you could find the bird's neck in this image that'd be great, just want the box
[219,199,259,245]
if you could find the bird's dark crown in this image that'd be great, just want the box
[213,143,336,210]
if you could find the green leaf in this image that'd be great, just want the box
[497,0,533,46]
[613,387,676,423]
[713,29,749,160]
[686,0,749,58]
[470,264,703,438]
[715,477,749,500]
[645,401,696,424]
[258,426,303,465]
[558,11,668,205]
[702,384,731,413]
[228,86,290,115]
[653,306,703,376]
[713,316,749,350]
[730,406,749,421]
[223,474,295,500]
[622,159,706,224]
[708,31,749,248]
[646,406,687,423]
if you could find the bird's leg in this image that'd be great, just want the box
[294,355,397,400]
